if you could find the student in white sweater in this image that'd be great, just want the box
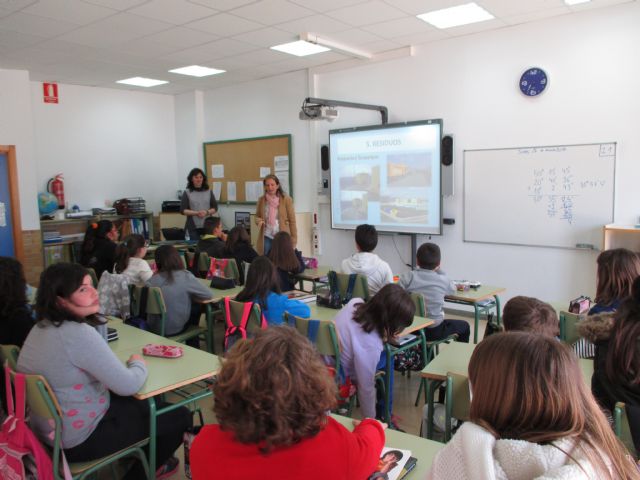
[114,233,153,286]
[427,332,638,480]
[341,224,393,295]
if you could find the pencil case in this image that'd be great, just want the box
[142,344,184,358]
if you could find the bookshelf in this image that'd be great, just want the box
[40,212,154,267]
[603,224,640,251]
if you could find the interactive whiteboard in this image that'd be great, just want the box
[464,143,616,249]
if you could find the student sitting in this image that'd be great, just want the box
[224,226,258,285]
[114,234,152,286]
[268,231,305,292]
[398,243,470,343]
[234,256,309,325]
[579,276,640,453]
[80,219,118,279]
[502,295,559,337]
[334,284,414,423]
[147,245,214,337]
[190,326,385,480]
[195,216,227,259]
[17,263,192,479]
[0,256,35,410]
[574,248,640,358]
[341,224,392,295]
[427,332,637,480]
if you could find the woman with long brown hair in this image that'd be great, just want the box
[190,326,385,479]
[428,332,639,479]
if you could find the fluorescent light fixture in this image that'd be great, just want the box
[116,77,168,87]
[270,40,330,57]
[564,0,590,5]
[417,2,494,29]
[169,65,225,77]
[299,32,372,60]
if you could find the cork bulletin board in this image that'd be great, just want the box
[203,134,292,204]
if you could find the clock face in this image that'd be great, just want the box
[519,68,548,97]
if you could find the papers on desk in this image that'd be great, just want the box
[392,333,417,346]
[369,447,415,480]
[286,290,316,303]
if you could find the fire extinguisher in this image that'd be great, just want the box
[47,174,65,209]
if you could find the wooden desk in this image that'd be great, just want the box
[109,321,220,477]
[332,414,443,478]
[445,285,506,343]
[295,266,330,293]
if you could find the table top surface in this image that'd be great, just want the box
[295,266,330,281]
[445,285,506,302]
[332,414,442,478]
[108,320,220,400]
[198,278,244,302]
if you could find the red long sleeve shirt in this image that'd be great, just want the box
[190,417,385,480]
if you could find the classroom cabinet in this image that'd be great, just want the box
[603,224,640,252]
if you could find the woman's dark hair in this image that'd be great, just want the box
[225,226,251,254]
[605,276,640,385]
[186,167,209,191]
[80,220,114,258]
[353,284,415,340]
[268,231,299,272]
[594,248,640,306]
[35,263,103,327]
[214,326,337,452]
[0,256,28,319]
[235,256,280,306]
[263,174,284,198]
[114,234,146,274]
[154,245,184,283]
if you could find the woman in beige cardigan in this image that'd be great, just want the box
[255,174,297,255]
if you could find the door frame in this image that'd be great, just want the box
[0,145,24,262]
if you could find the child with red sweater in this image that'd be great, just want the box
[190,326,385,480]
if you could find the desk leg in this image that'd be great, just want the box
[204,304,213,353]
[494,295,502,326]
[148,397,157,478]
[384,346,392,425]
[425,379,435,439]
[473,305,480,344]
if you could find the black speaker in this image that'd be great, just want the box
[320,145,330,171]
[441,135,453,166]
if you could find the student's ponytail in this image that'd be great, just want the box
[114,234,145,274]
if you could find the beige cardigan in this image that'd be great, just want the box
[255,194,297,254]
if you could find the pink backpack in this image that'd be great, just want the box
[1,366,54,480]
[223,297,267,351]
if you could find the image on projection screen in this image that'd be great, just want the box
[330,120,442,235]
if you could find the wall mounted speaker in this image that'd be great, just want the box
[441,135,454,197]
[320,144,330,193]
[320,145,330,171]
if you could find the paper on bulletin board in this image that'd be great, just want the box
[274,155,289,172]
[227,182,236,201]
[278,172,290,194]
[245,181,263,202]
[259,167,271,178]
[211,164,224,178]
[212,182,222,200]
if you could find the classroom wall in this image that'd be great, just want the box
[175,89,205,191]
[0,69,39,230]
[197,1,640,304]
[30,83,179,214]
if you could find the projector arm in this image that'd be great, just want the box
[304,97,388,125]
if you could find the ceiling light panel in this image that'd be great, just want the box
[417,2,495,29]
[270,40,330,56]
[116,76,168,87]
[169,65,226,77]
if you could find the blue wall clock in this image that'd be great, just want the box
[519,67,548,97]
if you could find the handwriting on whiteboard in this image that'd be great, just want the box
[527,166,607,224]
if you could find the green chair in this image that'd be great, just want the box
[559,311,582,345]
[0,344,20,370]
[223,298,265,352]
[130,286,213,352]
[443,372,471,442]
[411,293,459,406]
[328,271,370,301]
[209,257,241,284]
[614,402,638,458]
[6,365,150,480]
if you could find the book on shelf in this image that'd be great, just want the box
[368,448,414,480]
[286,290,316,303]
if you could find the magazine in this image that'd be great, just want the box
[368,447,413,480]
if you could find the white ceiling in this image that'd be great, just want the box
[0,0,633,95]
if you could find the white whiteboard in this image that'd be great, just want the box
[464,143,616,249]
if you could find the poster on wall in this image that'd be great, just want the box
[43,83,59,104]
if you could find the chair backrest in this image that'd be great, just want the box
[445,372,471,441]
[284,313,340,358]
[329,271,370,302]
[130,285,167,334]
[242,261,251,284]
[86,267,98,288]
[410,293,426,317]
[559,311,582,345]
[614,402,638,457]
[0,344,20,370]
[210,257,240,282]
[223,298,265,351]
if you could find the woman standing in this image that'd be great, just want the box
[180,168,218,241]
[255,174,296,255]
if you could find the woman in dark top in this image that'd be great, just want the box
[268,231,304,292]
[224,226,258,285]
[80,219,118,279]
[180,168,218,241]
[0,256,35,408]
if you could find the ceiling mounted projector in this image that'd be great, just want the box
[299,105,339,121]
